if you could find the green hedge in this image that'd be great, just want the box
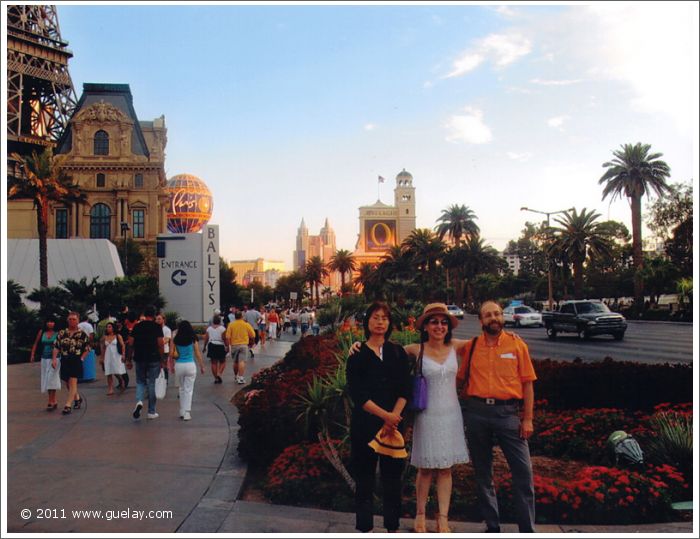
[533,358,692,411]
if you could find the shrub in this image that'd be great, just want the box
[533,358,692,411]
[264,440,353,511]
[235,335,342,467]
[530,407,651,464]
[645,405,693,490]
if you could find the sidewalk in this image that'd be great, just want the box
[5,332,694,534]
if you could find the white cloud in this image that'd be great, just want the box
[494,6,517,18]
[530,78,583,86]
[445,32,532,78]
[423,80,434,89]
[585,4,697,133]
[547,115,570,131]
[507,151,532,162]
[444,106,493,144]
[364,123,376,131]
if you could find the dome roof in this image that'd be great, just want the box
[396,168,413,179]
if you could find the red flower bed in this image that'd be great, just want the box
[264,440,353,510]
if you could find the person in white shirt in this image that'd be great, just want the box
[156,313,172,382]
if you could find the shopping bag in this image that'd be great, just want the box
[155,368,167,400]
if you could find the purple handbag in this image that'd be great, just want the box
[411,343,427,412]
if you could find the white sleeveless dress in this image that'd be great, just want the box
[103,337,126,376]
[410,346,469,469]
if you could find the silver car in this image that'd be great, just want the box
[446,304,464,319]
[503,305,543,327]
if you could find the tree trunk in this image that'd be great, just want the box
[631,194,644,307]
[573,260,584,299]
[37,200,49,289]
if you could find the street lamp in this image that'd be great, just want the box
[520,206,575,311]
[120,221,130,275]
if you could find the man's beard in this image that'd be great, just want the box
[482,320,503,336]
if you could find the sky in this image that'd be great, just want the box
[30,2,700,268]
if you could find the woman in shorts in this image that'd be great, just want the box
[203,315,228,383]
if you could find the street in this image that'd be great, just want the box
[451,315,694,365]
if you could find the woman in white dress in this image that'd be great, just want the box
[405,303,471,533]
[30,317,60,410]
[101,322,126,395]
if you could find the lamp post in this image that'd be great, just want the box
[520,206,574,311]
[120,221,130,275]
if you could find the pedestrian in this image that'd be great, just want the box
[100,322,126,395]
[155,313,172,383]
[299,308,311,336]
[258,307,267,346]
[406,303,470,533]
[225,311,255,385]
[290,308,299,335]
[127,306,164,420]
[52,311,90,414]
[169,320,205,421]
[267,308,279,341]
[203,314,228,383]
[456,300,537,533]
[311,309,320,336]
[243,305,261,357]
[30,317,60,411]
[346,302,412,533]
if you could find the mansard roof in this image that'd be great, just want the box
[56,83,150,157]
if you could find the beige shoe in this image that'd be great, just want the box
[413,513,426,533]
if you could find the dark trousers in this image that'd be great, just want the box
[464,399,536,533]
[351,440,404,532]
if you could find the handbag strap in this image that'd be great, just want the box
[416,342,425,376]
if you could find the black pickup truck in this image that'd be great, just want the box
[542,300,627,340]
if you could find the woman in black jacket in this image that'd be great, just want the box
[346,302,412,533]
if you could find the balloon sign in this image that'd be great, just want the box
[165,173,213,233]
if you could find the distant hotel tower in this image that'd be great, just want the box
[293,217,339,289]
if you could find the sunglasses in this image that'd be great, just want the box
[427,318,450,326]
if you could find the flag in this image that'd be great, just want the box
[378,175,385,183]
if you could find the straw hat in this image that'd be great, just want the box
[415,302,459,329]
[368,428,408,459]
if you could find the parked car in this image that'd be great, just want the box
[446,304,464,319]
[503,305,543,327]
[542,300,627,340]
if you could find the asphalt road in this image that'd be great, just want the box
[451,315,694,365]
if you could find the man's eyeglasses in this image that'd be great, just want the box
[427,318,450,326]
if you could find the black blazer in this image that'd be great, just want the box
[346,341,413,446]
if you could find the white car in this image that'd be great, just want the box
[503,305,543,327]
[446,304,464,319]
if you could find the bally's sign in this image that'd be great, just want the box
[202,225,220,321]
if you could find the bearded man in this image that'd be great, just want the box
[456,300,537,533]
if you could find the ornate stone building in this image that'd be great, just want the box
[352,169,417,267]
[7,83,168,274]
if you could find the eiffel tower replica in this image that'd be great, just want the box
[6,4,78,177]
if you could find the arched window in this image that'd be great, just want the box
[90,203,111,239]
[94,130,109,155]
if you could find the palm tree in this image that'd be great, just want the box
[402,229,446,274]
[355,262,381,300]
[435,204,480,246]
[327,249,357,293]
[304,256,329,306]
[9,148,85,289]
[550,208,613,299]
[456,236,504,308]
[599,143,671,306]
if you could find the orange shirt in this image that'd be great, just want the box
[456,331,537,400]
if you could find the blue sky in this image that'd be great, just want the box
[54,2,698,268]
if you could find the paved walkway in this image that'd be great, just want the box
[5,332,694,534]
